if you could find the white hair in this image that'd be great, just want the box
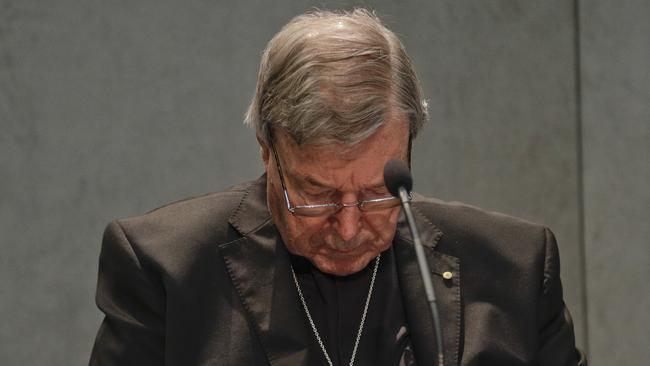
[244,8,428,146]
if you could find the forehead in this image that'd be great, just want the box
[274,119,409,187]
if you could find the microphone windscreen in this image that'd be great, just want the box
[383,159,413,197]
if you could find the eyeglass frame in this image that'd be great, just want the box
[268,133,411,217]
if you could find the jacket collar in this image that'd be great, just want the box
[222,176,461,366]
[228,175,273,236]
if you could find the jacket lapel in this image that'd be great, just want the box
[219,176,315,366]
[394,202,462,366]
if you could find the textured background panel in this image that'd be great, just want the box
[580,0,650,365]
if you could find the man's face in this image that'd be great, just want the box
[261,118,410,276]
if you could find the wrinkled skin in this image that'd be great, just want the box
[260,119,410,276]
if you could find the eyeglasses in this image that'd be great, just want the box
[269,139,409,217]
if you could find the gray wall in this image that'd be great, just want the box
[0,1,647,365]
[580,0,650,363]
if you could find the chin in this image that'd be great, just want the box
[312,252,376,276]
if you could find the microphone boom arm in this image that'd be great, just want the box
[397,187,445,366]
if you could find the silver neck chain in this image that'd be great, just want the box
[290,253,381,366]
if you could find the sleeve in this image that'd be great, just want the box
[537,227,588,366]
[89,221,166,366]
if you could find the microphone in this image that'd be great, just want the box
[384,159,445,366]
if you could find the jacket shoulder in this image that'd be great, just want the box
[413,194,547,237]
[412,194,550,268]
[113,180,254,256]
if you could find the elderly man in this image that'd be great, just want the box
[90,9,587,366]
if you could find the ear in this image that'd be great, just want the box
[257,135,271,167]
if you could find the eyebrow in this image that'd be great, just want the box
[302,175,386,191]
[302,176,331,189]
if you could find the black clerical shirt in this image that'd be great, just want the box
[290,246,416,366]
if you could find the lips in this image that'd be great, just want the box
[320,241,367,257]
[314,232,382,259]
[325,239,363,252]
[328,247,358,255]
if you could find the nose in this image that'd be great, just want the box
[333,204,362,242]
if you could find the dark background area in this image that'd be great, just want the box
[1,1,648,365]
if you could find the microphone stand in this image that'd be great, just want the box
[397,186,445,366]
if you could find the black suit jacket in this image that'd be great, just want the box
[90,175,587,365]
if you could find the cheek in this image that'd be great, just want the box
[363,209,401,243]
[283,217,330,251]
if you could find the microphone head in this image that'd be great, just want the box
[383,159,413,197]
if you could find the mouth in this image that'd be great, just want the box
[329,247,357,255]
[325,239,362,251]
[321,242,365,257]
